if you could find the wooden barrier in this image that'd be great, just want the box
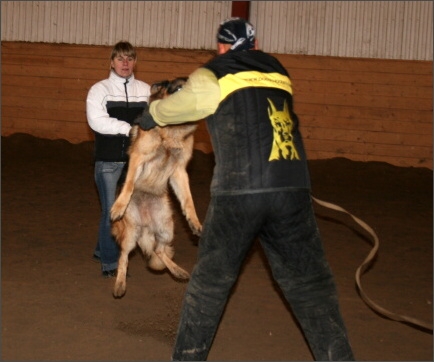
[1,41,432,168]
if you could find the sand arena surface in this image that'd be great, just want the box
[1,133,432,360]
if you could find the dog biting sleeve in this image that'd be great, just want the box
[149,68,220,126]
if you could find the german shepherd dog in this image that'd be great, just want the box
[110,77,201,298]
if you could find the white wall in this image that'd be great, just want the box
[0,1,233,49]
[251,1,433,60]
[1,1,432,60]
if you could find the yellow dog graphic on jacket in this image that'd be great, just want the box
[268,98,300,161]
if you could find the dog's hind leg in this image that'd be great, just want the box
[152,211,190,280]
[137,226,160,269]
[112,218,138,298]
[136,227,189,279]
[140,195,190,280]
[139,229,190,280]
[113,247,129,298]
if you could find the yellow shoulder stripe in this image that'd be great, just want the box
[219,71,292,101]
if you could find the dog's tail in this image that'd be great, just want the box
[149,246,190,280]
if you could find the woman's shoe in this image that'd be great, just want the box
[102,269,117,278]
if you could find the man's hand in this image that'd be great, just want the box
[134,109,158,130]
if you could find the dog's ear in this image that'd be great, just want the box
[151,80,170,95]
[150,80,171,103]
[167,77,188,95]
[149,77,189,103]
[175,76,189,83]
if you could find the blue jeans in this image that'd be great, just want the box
[172,190,354,361]
[93,161,125,272]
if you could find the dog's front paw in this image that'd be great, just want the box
[188,220,202,237]
[110,202,127,221]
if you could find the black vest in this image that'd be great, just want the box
[203,50,311,194]
[94,102,145,162]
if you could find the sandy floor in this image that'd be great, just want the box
[1,133,432,361]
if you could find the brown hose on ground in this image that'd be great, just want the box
[312,196,433,333]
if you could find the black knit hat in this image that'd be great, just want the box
[217,17,255,51]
